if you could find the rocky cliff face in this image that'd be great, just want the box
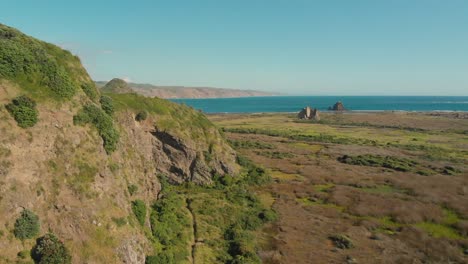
[0,23,238,263]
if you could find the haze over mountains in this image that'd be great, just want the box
[96,79,277,99]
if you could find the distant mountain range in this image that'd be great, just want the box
[95,79,277,99]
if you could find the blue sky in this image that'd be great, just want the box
[1,0,467,95]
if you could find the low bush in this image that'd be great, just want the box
[128,184,138,196]
[337,154,456,175]
[6,95,38,128]
[17,250,29,259]
[145,252,174,264]
[225,226,261,264]
[255,150,294,159]
[135,110,148,121]
[228,140,274,149]
[131,200,147,226]
[111,217,127,227]
[73,104,119,153]
[223,127,377,146]
[236,155,271,185]
[14,209,40,240]
[329,234,353,249]
[338,154,416,172]
[259,209,278,222]
[81,82,98,100]
[31,233,71,264]
[99,95,114,115]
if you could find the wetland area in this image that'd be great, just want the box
[209,111,468,264]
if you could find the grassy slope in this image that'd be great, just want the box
[0,23,270,263]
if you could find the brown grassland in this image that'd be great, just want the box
[209,111,468,264]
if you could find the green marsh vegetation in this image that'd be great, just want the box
[338,154,460,175]
[210,113,468,262]
[228,139,275,149]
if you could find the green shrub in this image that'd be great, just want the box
[228,140,275,149]
[131,200,147,226]
[135,110,148,121]
[338,154,415,172]
[14,209,40,240]
[111,217,127,227]
[0,24,79,100]
[259,209,277,223]
[128,184,138,196]
[329,234,353,249]
[73,104,119,153]
[225,226,260,263]
[17,250,29,259]
[81,82,98,100]
[31,233,71,264]
[236,155,271,185]
[6,95,38,128]
[145,252,174,264]
[99,95,114,115]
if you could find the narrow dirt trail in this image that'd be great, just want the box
[186,198,197,264]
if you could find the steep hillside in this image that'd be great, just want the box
[96,81,277,99]
[0,24,256,263]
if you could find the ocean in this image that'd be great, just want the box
[171,96,468,113]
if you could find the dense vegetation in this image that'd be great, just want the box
[99,95,114,116]
[223,127,377,146]
[135,110,148,121]
[31,233,72,264]
[148,177,191,263]
[73,104,120,153]
[5,95,38,128]
[143,158,275,263]
[228,139,275,149]
[13,209,40,240]
[132,200,147,226]
[338,154,460,175]
[0,23,97,100]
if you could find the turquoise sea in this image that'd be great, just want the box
[171,96,468,113]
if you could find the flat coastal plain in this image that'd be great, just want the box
[209,111,468,264]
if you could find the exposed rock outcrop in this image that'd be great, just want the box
[329,101,346,111]
[298,106,320,121]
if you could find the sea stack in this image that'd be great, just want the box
[329,101,346,111]
[298,106,320,121]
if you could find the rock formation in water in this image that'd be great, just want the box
[329,101,346,111]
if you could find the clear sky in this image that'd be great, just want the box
[1,0,467,95]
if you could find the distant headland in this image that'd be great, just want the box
[96,79,278,99]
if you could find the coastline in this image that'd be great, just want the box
[205,110,468,115]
